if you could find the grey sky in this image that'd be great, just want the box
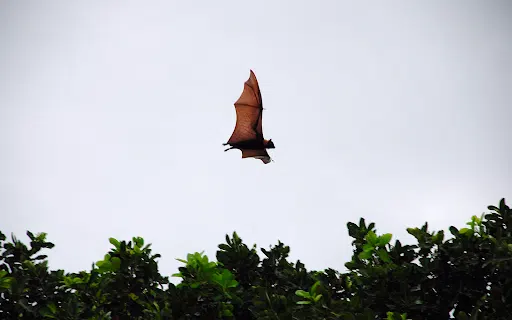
[1,1,511,278]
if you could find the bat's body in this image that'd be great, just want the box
[223,70,275,164]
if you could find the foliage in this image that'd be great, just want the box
[1,198,511,319]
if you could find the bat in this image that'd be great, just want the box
[223,70,275,164]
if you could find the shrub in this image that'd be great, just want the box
[1,199,511,319]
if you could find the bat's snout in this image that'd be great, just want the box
[266,139,275,149]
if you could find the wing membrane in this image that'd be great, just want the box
[241,148,271,164]
[227,70,264,144]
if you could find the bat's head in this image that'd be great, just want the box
[265,139,275,149]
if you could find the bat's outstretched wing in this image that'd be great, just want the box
[227,70,264,144]
[241,148,271,164]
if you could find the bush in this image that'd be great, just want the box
[1,199,511,319]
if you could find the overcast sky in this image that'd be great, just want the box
[1,1,511,279]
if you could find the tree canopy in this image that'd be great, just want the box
[1,198,511,319]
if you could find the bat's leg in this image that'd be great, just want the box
[224,146,235,152]
[222,143,229,146]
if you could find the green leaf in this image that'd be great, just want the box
[222,308,233,316]
[362,243,374,252]
[35,232,48,241]
[133,236,144,248]
[366,231,378,245]
[358,250,372,260]
[459,227,469,233]
[459,228,474,236]
[0,276,13,289]
[378,233,392,246]
[344,261,357,270]
[310,281,321,295]
[109,238,120,249]
[449,226,459,236]
[377,248,391,263]
[297,300,311,305]
[211,269,239,290]
[347,222,359,237]
[499,198,507,211]
[386,312,408,320]
[432,231,444,244]
[407,227,420,238]
[218,244,231,251]
[295,290,310,298]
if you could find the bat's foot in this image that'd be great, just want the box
[224,147,234,152]
[222,143,229,146]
